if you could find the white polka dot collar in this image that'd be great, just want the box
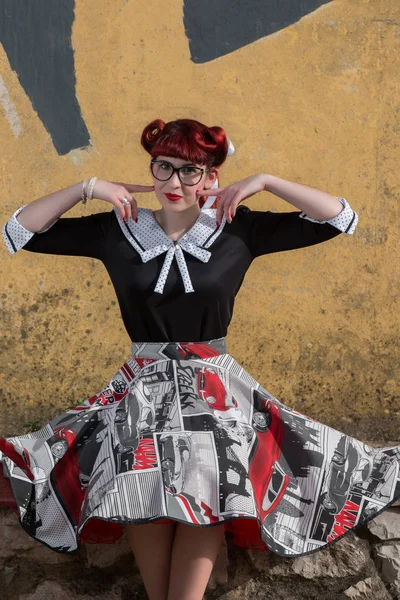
[113,207,227,294]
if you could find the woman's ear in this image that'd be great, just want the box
[204,167,219,190]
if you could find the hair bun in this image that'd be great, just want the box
[206,126,228,168]
[141,119,165,153]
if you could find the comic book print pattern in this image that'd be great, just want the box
[0,338,399,556]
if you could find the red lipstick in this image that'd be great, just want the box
[165,193,182,202]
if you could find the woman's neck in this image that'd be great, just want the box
[153,204,201,241]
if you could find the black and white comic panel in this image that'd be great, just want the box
[175,360,257,520]
[250,395,400,555]
[155,430,222,524]
[2,425,79,552]
[111,361,183,474]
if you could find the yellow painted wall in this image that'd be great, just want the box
[0,0,398,442]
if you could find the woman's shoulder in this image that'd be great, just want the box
[236,204,251,214]
[228,204,258,231]
[233,204,260,220]
[222,204,260,249]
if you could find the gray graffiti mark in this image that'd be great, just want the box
[183,0,333,63]
[0,0,90,155]
[0,0,334,154]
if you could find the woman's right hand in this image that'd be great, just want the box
[92,180,155,222]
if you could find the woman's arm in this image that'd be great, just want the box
[198,174,350,224]
[2,180,155,255]
[16,181,84,233]
[199,174,358,258]
[3,182,85,255]
[263,175,343,221]
[13,178,155,233]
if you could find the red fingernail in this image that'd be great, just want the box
[216,221,220,227]
[135,217,138,223]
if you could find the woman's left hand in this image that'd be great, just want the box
[196,174,267,224]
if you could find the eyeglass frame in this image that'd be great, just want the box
[150,159,210,186]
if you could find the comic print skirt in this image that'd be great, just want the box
[0,338,399,557]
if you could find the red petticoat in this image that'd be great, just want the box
[1,464,267,550]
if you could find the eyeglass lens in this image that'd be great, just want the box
[151,161,204,185]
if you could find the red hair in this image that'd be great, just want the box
[140,118,229,168]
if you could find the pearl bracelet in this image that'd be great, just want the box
[81,179,88,205]
[87,177,97,200]
[81,177,97,205]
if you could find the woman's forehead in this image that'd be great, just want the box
[155,155,203,167]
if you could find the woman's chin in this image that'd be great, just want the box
[158,200,199,213]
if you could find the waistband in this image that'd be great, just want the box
[130,338,227,361]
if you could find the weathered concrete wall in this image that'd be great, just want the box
[0,3,399,438]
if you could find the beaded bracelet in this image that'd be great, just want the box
[87,177,97,200]
[81,179,88,205]
[81,177,97,205]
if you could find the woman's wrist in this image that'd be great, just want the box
[262,173,274,192]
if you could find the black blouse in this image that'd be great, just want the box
[2,199,358,342]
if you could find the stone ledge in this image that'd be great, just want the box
[2,507,400,599]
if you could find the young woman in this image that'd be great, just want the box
[1,118,399,600]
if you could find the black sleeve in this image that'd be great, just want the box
[21,210,113,260]
[235,205,343,259]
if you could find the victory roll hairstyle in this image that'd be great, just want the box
[141,118,229,168]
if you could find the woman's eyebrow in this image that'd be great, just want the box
[158,159,198,167]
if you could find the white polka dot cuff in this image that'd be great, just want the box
[2,205,58,254]
[299,197,358,235]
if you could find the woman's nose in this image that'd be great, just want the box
[169,171,182,188]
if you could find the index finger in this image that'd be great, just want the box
[196,188,223,196]
[124,184,155,193]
